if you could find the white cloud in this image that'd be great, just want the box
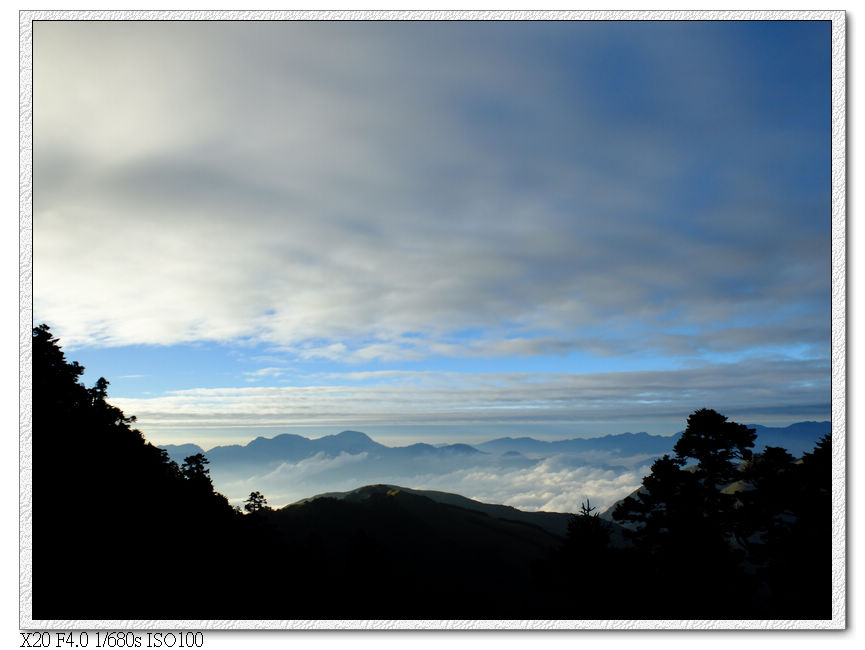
[219,451,372,507]
[33,21,829,366]
[110,358,829,441]
[212,448,652,514]
[243,367,286,381]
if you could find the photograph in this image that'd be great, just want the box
[23,12,843,629]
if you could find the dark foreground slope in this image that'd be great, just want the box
[257,485,569,618]
[297,484,575,537]
[32,325,264,620]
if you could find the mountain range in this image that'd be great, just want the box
[476,421,830,458]
[159,421,830,513]
[161,429,485,472]
[476,431,677,456]
[162,421,830,472]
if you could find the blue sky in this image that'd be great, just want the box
[33,20,832,449]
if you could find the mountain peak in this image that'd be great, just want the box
[311,430,383,453]
[333,430,374,442]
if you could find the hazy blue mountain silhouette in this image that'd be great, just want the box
[159,442,205,460]
[162,422,829,469]
[159,422,830,512]
[204,430,387,468]
[476,422,830,459]
[748,421,832,457]
[160,430,489,476]
[476,431,677,456]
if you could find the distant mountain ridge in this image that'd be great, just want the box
[159,442,206,459]
[476,431,677,456]
[162,421,830,465]
[158,421,830,512]
[475,422,830,458]
[747,421,831,457]
[161,429,487,473]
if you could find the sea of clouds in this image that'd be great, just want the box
[212,449,656,515]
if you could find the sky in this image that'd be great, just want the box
[32,19,832,449]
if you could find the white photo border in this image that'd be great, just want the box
[18,8,847,631]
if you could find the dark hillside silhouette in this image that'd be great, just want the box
[32,325,270,619]
[259,485,569,618]
[298,484,575,538]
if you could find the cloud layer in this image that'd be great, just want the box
[34,21,830,362]
[111,359,829,443]
[33,21,831,454]
[215,448,654,514]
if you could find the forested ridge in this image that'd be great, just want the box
[31,325,831,620]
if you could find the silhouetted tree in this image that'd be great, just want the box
[31,324,260,619]
[753,434,832,617]
[610,409,834,618]
[552,498,620,614]
[800,433,831,489]
[181,453,211,482]
[736,446,797,549]
[615,409,755,542]
[89,376,109,401]
[244,490,268,513]
[611,409,759,616]
[565,499,610,552]
[674,408,756,486]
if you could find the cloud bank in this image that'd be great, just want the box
[111,359,829,445]
[216,448,654,514]
[34,21,829,362]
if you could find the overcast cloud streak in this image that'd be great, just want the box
[110,359,829,442]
